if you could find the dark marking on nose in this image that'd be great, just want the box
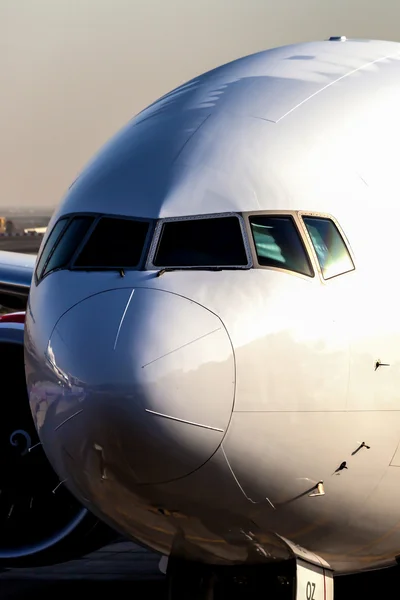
[287,55,315,61]
[352,442,371,456]
[333,461,348,475]
[375,360,390,371]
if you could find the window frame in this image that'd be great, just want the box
[35,212,155,285]
[242,210,315,279]
[70,213,155,272]
[34,216,72,285]
[297,211,355,281]
[35,209,354,283]
[42,215,97,277]
[146,212,253,271]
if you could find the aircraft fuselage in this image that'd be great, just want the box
[24,38,400,576]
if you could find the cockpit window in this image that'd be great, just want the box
[249,215,313,277]
[153,215,249,267]
[73,217,150,268]
[302,216,354,279]
[35,217,69,281]
[41,216,94,278]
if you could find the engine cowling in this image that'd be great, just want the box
[0,312,117,568]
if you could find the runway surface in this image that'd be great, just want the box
[0,541,166,599]
[0,236,43,255]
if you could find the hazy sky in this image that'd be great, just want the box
[2,0,400,209]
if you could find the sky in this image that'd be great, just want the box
[2,0,400,210]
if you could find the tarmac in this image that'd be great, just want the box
[0,235,43,255]
[0,541,166,599]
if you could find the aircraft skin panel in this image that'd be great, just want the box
[0,250,35,291]
[0,250,36,308]
[222,412,400,557]
[42,39,400,226]
[134,38,399,126]
[35,287,235,485]
[0,250,36,270]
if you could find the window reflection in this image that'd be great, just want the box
[249,216,313,277]
[303,216,354,279]
[35,218,69,281]
[42,217,94,278]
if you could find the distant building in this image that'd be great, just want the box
[0,218,17,234]
[5,220,16,234]
[23,226,47,234]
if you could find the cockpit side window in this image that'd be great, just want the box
[152,215,249,268]
[41,216,94,278]
[249,215,313,277]
[302,216,354,279]
[35,214,153,283]
[35,217,69,282]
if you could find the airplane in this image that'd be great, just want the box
[1,35,400,599]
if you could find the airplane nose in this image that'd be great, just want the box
[32,288,235,488]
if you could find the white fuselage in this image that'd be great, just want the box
[24,38,400,574]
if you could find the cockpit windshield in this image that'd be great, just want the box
[35,210,354,283]
[74,217,150,268]
[302,216,354,279]
[152,215,249,268]
[249,215,313,277]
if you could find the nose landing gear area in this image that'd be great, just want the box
[4,538,400,599]
[166,553,333,599]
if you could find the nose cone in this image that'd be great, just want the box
[29,288,234,490]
